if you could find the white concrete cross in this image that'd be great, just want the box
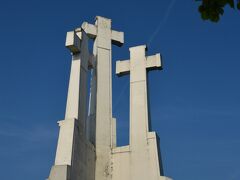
[82,16,124,180]
[116,45,162,147]
[53,29,93,169]
[48,16,173,180]
[64,29,93,130]
[82,17,124,48]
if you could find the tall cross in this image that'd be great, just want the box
[54,29,93,167]
[64,29,93,129]
[116,45,162,148]
[82,16,124,180]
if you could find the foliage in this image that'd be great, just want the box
[196,0,240,22]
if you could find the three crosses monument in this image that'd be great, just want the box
[47,16,172,180]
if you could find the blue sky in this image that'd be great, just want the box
[0,0,240,180]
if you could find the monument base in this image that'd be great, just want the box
[47,165,71,180]
[159,176,173,180]
[47,118,96,180]
[111,132,172,180]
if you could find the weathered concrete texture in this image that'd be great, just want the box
[48,29,95,180]
[111,133,172,180]
[82,16,124,180]
[115,45,172,180]
[48,118,95,180]
[48,165,71,180]
[48,16,173,180]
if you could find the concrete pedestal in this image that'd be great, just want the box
[47,17,173,180]
[111,132,172,180]
[114,45,172,180]
[47,118,95,180]
[48,165,71,180]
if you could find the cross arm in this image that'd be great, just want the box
[111,30,124,47]
[65,29,95,69]
[81,22,97,39]
[116,60,130,76]
[81,22,124,47]
[65,31,81,54]
[146,53,162,71]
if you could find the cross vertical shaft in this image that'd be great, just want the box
[55,30,90,167]
[116,45,162,147]
[65,30,89,128]
[82,16,124,180]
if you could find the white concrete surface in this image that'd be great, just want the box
[48,165,71,180]
[48,29,95,180]
[82,16,124,180]
[114,45,172,180]
[48,17,173,180]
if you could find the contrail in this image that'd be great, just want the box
[148,0,176,47]
[113,81,128,111]
[113,1,176,111]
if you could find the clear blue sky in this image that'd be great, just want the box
[0,0,240,180]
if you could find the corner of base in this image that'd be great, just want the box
[47,165,71,180]
[160,176,173,180]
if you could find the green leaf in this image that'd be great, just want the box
[227,0,235,8]
[237,2,240,9]
[196,0,238,22]
[218,7,224,15]
[201,11,209,20]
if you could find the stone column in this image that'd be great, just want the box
[82,16,124,180]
